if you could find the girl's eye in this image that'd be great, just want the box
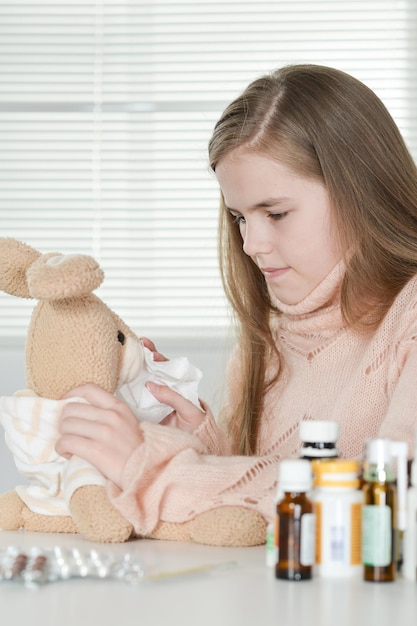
[229,210,288,225]
[269,211,288,221]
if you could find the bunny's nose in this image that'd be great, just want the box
[117,336,145,387]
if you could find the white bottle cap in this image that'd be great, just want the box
[299,420,339,443]
[279,459,312,492]
[366,438,392,466]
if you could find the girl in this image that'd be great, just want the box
[56,64,417,541]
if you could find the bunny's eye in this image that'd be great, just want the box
[117,331,126,345]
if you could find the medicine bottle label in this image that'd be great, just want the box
[265,520,279,567]
[300,513,315,566]
[362,505,391,566]
[314,500,362,569]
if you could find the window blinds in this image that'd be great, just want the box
[0,0,416,340]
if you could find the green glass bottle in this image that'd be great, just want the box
[361,439,407,582]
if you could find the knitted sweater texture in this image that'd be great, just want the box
[109,263,417,534]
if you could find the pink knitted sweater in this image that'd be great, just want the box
[109,263,417,534]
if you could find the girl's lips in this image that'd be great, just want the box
[261,267,290,280]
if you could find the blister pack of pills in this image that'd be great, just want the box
[0,545,145,587]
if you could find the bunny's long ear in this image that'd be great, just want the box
[0,237,41,299]
[27,253,104,300]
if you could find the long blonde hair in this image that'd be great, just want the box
[209,64,417,455]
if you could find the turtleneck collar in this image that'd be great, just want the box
[271,260,346,336]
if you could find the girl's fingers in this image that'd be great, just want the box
[62,383,120,408]
[56,382,144,487]
[60,384,138,427]
[140,336,157,351]
[140,336,168,361]
[146,382,206,432]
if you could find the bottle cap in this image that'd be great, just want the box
[299,420,339,443]
[365,438,392,466]
[279,459,312,493]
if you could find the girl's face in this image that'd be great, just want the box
[215,149,342,305]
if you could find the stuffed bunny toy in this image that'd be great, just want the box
[0,237,266,545]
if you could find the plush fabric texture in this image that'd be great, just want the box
[0,238,144,542]
[0,394,106,516]
[0,237,266,546]
[107,262,417,539]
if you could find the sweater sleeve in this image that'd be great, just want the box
[190,401,234,456]
[107,417,279,536]
[377,338,417,456]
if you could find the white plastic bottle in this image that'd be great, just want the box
[403,446,417,580]
[311,459,363,577]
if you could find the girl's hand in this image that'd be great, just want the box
[140,336,168,362]
[56,383,143,488]
[147,381,206,433]
[140,339,206,432]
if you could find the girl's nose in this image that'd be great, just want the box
[242,221,271,257]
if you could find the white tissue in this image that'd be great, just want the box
[116,346,202,424]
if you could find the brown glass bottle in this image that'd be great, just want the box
[275,459,315,581]
[276,492,314,580]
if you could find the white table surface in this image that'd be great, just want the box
[0,530,416,626]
